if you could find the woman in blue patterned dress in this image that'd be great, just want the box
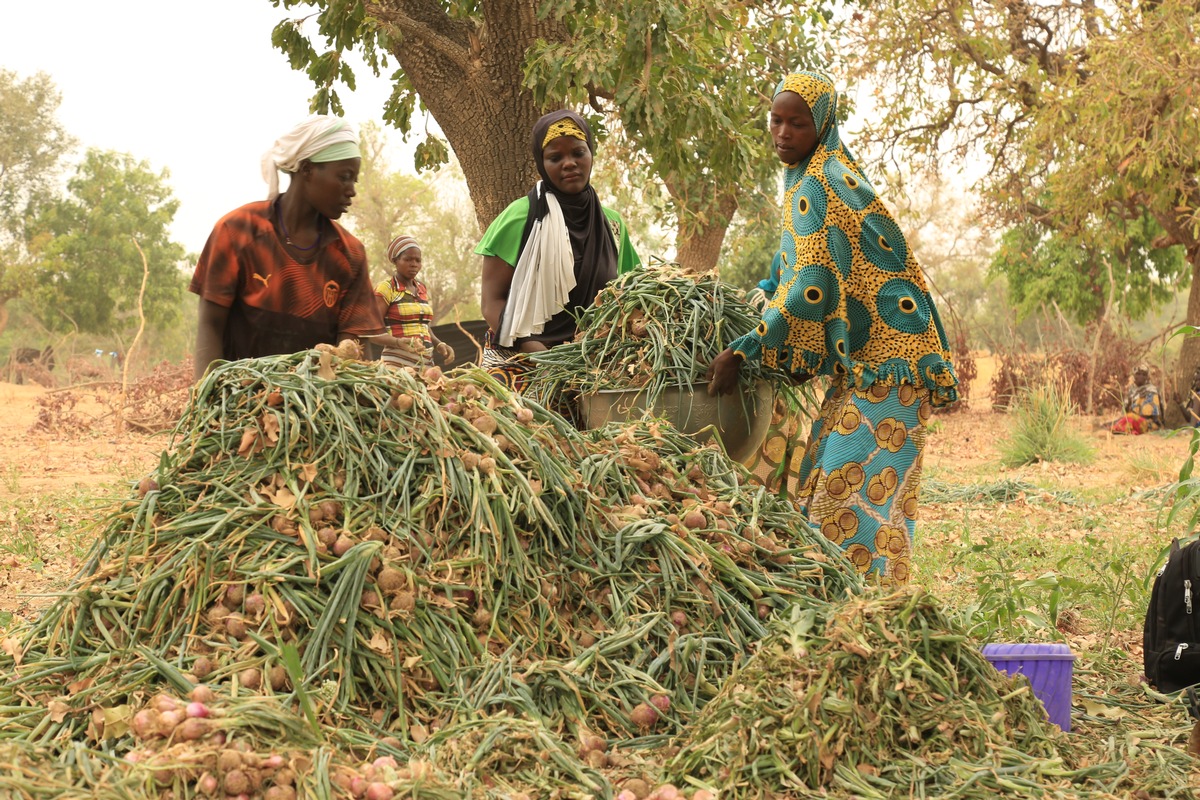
[707,71,958,586]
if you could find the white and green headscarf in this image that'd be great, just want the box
[261,115,361,200]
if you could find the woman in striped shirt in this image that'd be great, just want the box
[374,235,454,368]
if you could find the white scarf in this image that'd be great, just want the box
[499,182,576,347]
[260,116,359,201]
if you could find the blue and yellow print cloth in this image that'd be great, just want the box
[730,71,958,406]
[800,382,934,586]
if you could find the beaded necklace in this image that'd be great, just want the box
[275,197,321,252]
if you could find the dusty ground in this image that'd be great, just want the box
[0,382,159,495]
[0,381,163,622]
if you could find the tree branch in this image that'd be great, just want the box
[365,0,474,74]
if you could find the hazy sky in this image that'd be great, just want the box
[2,0,413,254]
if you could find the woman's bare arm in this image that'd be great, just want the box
[194,299,230,381]
[480,255,514,334]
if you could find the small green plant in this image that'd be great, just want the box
[954,531,1066,640]
[923,477,1078,505]
[0,520,42,565]
[3,464,19,494]
[1125,448,1177,485]
[998,382,1094,468]
[1056,534,1147,654]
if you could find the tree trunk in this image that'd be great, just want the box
[670,186,738,274]
[1169,251,1200,427]
[365,0,568,231]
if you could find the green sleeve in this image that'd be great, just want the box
[474,197,531,267]
[481,198,639,274]
[603,207,641,274]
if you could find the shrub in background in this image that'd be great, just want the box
[999,382,1095,467]
[989,321,1147,415]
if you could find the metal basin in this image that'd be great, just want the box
[579,381,774,463]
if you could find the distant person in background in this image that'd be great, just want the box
[476,109,640,391]
[189,115,389,381]
[374,234,454,368]
[1112,364,1162,434]
[1182,366,1200,428]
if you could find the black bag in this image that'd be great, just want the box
[1144,538,1200,693]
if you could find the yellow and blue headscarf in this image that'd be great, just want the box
[731,71,958,405]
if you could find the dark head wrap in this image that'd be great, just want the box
[512,110,619,346]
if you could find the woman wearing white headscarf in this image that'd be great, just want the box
[189,115,389,380]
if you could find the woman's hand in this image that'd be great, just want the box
[705,347,744,396]
[435,341,455,363]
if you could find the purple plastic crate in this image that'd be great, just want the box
[981,643,1074,731]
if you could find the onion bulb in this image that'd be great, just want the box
[629,702,659,729]
[377,568,404,595]
[185,701,210,719]
[217,750,243,773]
[238,668,262,690]
[243,592,266,618]
[196,772,219,796]
[269,665,290,691]
[192,657,215,681]
[178,717,210,740]
[131,709,159,740]
[223,770,250,796]
[189,684,215,704]
[365,782,395,800]
[224,584,245,608]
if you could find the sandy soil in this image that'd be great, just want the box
[0,381,162,622]
[0,382,159,497]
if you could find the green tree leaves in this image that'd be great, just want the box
[991,211,1188,326]
[525,1,830,267]
[263,0,836,271]
[0,70,73,242]
[346,123,480,324]
[26,150,186,335]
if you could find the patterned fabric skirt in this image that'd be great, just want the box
[381,346,431,370]
[479,330,533,392]
[797,380,932,587]
[743,391,807,497]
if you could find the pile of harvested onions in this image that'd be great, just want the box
[665,589,1197,799]
[0,320,1191,799]
[526,265,789,410]
[0,347,854,798]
